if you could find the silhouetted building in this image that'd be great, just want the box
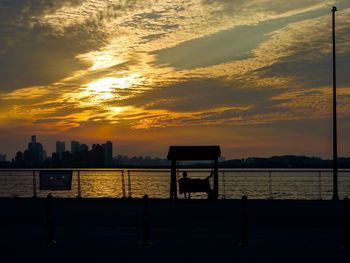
[103,141,113,166]
[80,144,89,152]
[0,154,6,162]
[71,141,80,154]
[114,154,170,167]
[14,151,24,166]
[92,144,105,167]
[26,135,44,165]
[56,141,65,160]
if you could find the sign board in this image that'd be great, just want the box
[40,170,72,190]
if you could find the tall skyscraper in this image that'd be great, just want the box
[56,141,65,160]
[0,154,6,162]
[103,141,113,166]
[27,135,44,164]
[71,141,80,154]
[92,144,105,166]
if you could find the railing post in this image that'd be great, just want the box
[317,171,322,200]
[268,172,272,200]
[213,158,219,200]
[239,195,249,247]
[141,194,151,246]
[77,171,82,198]
[127,170,132,198]
[121,170,126,198]
[222,171,226,199]
[32,170,37,198]
[46,193,55,245]
[343,197,350,250]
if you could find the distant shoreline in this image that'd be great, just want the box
[2,155,350,168]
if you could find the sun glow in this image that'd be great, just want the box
[87,77,128,92]
[83,74,140,100]
[88,74,141,90]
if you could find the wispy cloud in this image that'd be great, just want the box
[1,0,350,157]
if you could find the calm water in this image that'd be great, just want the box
[0,169,349,199]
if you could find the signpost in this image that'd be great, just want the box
[40,170,72,191]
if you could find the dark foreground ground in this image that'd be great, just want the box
[0,198,348,262]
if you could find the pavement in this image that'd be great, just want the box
[0,198,349,262]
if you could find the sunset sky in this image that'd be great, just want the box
[1,0,350,159]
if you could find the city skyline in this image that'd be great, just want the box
[3,134,350,164]
[3,134,350,168]
[1,135,114,164]
[1,1,350,159]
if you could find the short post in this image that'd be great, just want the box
[239,195,249,247]
[344,197,350,250]
[32,170,37,198]
[141,194,151,246]
[77,171,82,198]
[46,194,55,245]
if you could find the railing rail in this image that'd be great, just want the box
[0,168,349,199]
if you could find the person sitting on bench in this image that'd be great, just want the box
[179,171,213,199]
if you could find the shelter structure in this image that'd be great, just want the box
[167,145,221,200]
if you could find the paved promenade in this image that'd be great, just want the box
[0,198,348,262]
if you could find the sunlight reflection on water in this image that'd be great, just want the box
[0,169,349,199]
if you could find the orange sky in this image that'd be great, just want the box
[1,1,350,159]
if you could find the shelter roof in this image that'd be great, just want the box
[167,145,221,161]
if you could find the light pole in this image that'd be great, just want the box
[331,6,339,201]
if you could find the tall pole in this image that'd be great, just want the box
[332,6,339,201]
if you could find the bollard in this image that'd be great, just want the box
[344,197,350,250]
[46,194,56,245]
[239,195,249,248]
[141,194,151,246]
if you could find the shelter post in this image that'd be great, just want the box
[170,160,177,199]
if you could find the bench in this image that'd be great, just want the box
[179,177,211,198]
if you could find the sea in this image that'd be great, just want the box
[0,168,349,200]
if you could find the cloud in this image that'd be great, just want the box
[254,9,350,88]
[0,0,109,91]
[1,1,350,158]
[154,2,347,70]
[123,78,277,111]
[112,76,307,129]
[201,0,334,19]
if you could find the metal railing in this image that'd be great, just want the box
[0,168,349,199]
[212,169,350,200]
[0,169,125,198]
